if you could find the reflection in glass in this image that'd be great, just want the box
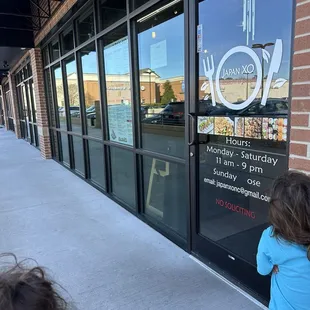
[130,0,150,11]
[110,147,135,208]
[77,13,95,45]
[60,133,70,165]
[88,140,106,188]
[61,29,74,55]
[102,25,133,146]
[80,44,102,139]
[197,0,293,266]
[143,156,187,237]
[53,66,66,130]
[51,41,60,62]
[45,70,57,128]
[65,58,81,133]
[137,1,185,158]
[72,136,84,175]
[100,0,126,30]
[51,130,60,160]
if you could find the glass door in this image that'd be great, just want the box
[189,0,293,302]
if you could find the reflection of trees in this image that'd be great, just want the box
[57,84,79,107]
[85,92,95,107]
[161,80,176,105]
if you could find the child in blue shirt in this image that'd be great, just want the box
[257,171,310,310]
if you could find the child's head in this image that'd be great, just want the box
[0,254,67,310]
[269,171,310,259]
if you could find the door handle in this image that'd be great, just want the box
[188,114,196,146]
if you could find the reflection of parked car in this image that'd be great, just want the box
[142,102,185,125]
[142,100,220,125]
[209,98,288,116]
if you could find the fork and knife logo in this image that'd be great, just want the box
[203,39,283,111]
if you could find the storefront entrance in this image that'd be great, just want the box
[188,0,293,303]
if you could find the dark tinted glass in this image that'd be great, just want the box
[80,43,102,139]
[61,29,74,55]
[60,133,70,165]
[45,70,57,128]
[65,58,81,133]
[77,13,95,45]
[143,156,187,237]
[72,136,84,175]
[88,140,106,189]
[43,48,49,66]
[137,1,185,158]
[51,41,60,62]
[110,147,135,208]
[100,0,126,30]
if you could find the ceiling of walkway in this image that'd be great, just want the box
[0,0,62,81]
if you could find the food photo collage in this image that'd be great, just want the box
[198,116,288,142]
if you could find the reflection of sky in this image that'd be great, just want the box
[138,14,185,79]
[199,0,293,79]
[55,0,292,80]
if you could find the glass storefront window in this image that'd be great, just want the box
[102,25,133,146]
[51,41,60,62]
[60,132,70,165]
[80,43,102,139]
[61,29,74,55]
[110,147,135,208]
[100,0,126,30]
[88,140,106,189]
[72,136,84,175]
[53,66,66,130]
[143,156,187,237]
[197,0,292,266]
[137,1,185,158]
[45,70,57,128]
[65,58,81,133]
[130,0,151,11]
[77,12,95,45]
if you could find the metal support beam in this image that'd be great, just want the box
[0,12,49,19]
[0,26,38,32]
[30,0,50,18]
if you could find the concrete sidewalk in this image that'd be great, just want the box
[0,129,264,310]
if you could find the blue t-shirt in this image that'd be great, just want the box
[257,226,310,310]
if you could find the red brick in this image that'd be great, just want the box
[295,18,310,36]
[289,157,310,171]
[293,69,310,82]
[291,99,310,112]
[294,35,310,52]
[292,84,310,97]
[291,128,310,142]
[296,3,310,19]
[293,52,310,67]
[290,143,308,156]
[291,113,310,126]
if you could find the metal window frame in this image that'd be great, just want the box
[42,0,189,250]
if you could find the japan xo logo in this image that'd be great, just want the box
[202,39,286,110]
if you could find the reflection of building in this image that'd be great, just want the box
[198,77,289,103]
[58,71,186,108]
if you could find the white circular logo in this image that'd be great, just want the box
[215,46,262,110]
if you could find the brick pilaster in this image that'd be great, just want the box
[289,0,310,174]
[30,48,52,159]
[0,85,9,130]
[8,74,22,139]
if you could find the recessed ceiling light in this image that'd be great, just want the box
[21,47,26,50]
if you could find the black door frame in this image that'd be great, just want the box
[186,0,270,305]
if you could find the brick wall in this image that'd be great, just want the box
[34,0,78,46]
[289,0,310,174]
[30,48,52,159]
